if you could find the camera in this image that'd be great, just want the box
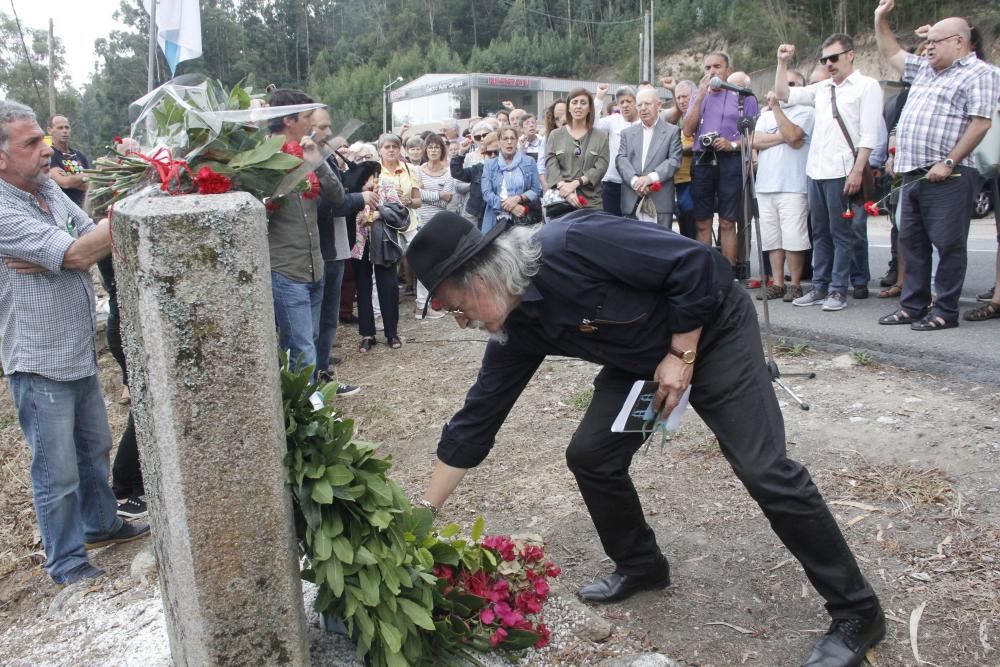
[699,131,720,149]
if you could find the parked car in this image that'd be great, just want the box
[974,178,997,218]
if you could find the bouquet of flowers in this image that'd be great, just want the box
[85,74,325,216]
[428,519,560,654]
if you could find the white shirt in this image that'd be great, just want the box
[595,113,638,183]
[754,104,814,194]
[788,70,884,180]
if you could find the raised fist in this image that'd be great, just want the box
[777,44,796,63]
[766,91,779,108]
[875,0,896,19]
[660,76,676,91]
[596,83,610,94]
[501,100,515,110]
[914,24,931,38]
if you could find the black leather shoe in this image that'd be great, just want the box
[879,269,897,288]
[802,606,886,667]
[577,559,670,603]
[853,286,870,299]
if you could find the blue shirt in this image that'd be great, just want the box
[436,210,733,468]
[0,178,98,381]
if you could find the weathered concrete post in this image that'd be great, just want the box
[111,192,310,666]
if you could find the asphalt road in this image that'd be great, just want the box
[747,212,1000,386]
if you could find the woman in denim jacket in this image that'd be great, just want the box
[481,127,543,233]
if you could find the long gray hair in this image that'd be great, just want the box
[0,100,37,152]
[446,224,542,301]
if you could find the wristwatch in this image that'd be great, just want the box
[669,346,697,364]
[943,158,955,168]
[730,141,738,151]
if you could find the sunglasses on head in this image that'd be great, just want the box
[819,49,850,65]
[473,134,487,141]
[573,138,583,158]
[483,150,499,157]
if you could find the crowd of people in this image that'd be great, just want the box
[0,6,997,667]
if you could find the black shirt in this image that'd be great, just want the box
[50,146,90,209]
[437,210,733,468]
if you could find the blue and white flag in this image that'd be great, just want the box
[144,0,203,75]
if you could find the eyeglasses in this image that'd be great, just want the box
[473,134,487,141]
[430,298,464,316]
[924,34,961,46]
[483,150,499,157]
[819,49,851,65]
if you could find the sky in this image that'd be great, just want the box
[9,0,130,88]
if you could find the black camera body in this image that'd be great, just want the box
[699,131,720,149]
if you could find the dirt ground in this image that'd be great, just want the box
[1,302,998,666]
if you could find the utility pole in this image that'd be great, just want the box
[147,0,157,92]
[47,19,56,117]
[648,1,655,81]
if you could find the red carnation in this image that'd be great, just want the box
[649,181,662,192]
[281,141,305,159]
[578,195,588,206]
[841,208,855,220]
[265,200,281,214]
[113,136,123,144]
[534,622,551,648]
[863,200,880,217]
[302,171,321,200]
[489,627,508,648]
[888,146,896,156]
[196,166,233,195]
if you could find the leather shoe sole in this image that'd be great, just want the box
[578,559,670,603]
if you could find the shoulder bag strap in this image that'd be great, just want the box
[830,85,858,158]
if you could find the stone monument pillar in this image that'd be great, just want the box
[111,192,310,666]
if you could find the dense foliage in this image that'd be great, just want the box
[2,0,995,155]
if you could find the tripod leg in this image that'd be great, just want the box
[773,376,810,411]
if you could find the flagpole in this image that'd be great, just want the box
[147,0,157,92]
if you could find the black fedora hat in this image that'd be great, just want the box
[406,212,508,312]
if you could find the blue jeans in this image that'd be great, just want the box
[271,271,324,373]
[807,177,865,294]
[314,260,345,372]
[8,373,122,583]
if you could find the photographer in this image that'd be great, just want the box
[683,52,759,266]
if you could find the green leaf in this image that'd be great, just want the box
[332,536,354,564]
[470,516,485,543]
[437,523,461,539]
[378,619,403,653]
[322,510,344,538]
[359,567,380,606]
[310,479,334,505]
[304,463,326,479]
[313,530,333,560]
[250,152,303,171]
[326,557,344,597]
[325,464,354,486]
[429,542,460,567]
[502,627,542,650]
[397,598,436,631]
[228,134,288,169]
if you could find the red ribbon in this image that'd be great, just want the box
[125,147,194,195]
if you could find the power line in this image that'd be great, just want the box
[8,0,46,110]
[499,0,643,26]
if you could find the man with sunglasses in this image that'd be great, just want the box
[776,36,883,313]
[874,0,999,331]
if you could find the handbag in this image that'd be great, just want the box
[830,86,878,205]
[544,130,592,219]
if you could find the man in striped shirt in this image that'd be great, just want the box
[0,100,148,586]
[874,0,998,330]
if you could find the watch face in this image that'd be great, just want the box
[682,350,696,364]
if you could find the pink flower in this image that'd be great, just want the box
[433,564,454,582]
[545,563,561,578]
[112,136,123,144]
[521,544,544,562]
[533,577,550,598]
[479,607,496,625]
[516,591,541,614]
[494,601,524,628]
[535,623,551,648]
[578,195,588,206]
[489,627,508,648]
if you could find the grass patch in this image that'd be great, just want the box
[851,350,876,367]
[566,387,594,411]
[833,464,955,510]
[775,338,811,357]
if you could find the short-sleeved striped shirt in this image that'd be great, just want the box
[895,52,1000,174]
[0,178,98,381]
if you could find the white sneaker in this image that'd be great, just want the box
[415,307,446,320]
[821,291,847,311]
[792,289,828,307]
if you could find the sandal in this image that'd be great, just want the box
[963,302,1000,322]
[358,337,376,353]
[388,336,402,350]
[910,315,958,331]
[878,308,919,325]
[877,284,902,298]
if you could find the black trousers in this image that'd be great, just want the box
[566,287,877,618]
[97,257,144,499]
